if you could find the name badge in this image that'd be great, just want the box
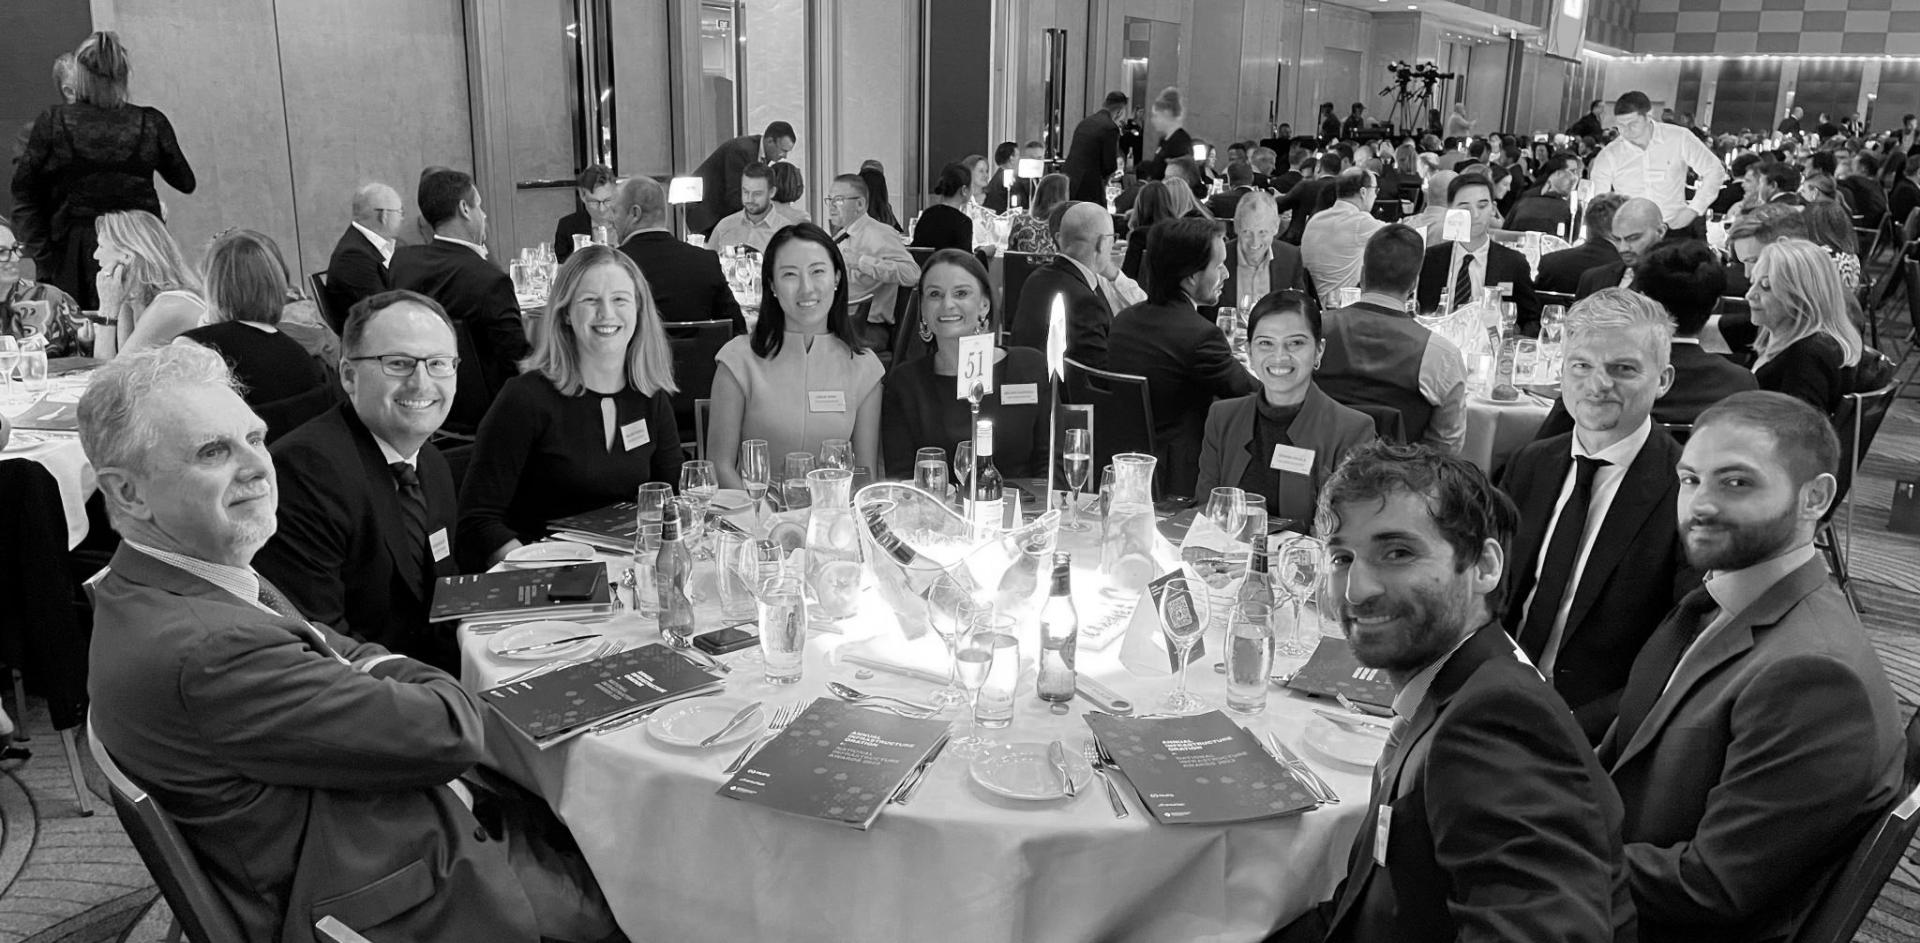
[621,419,651,451]
[1270,444,1316,475]
[1001,383,1038,405]
[1373,805,1393,867]
[429,528,451,562]
[808,390,847,413]
[1646,167,1669,183]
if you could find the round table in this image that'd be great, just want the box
[0,370,95,549]
[459,528,1369,943]
[1460,392,1552,475]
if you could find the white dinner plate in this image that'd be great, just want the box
[646,698,765,748]
[503,542,596,566]
[1301,716,1388,771]
[486,620,602,662]
[0,432,54,452]
[709,489,753,512]
[969,742,1094,801]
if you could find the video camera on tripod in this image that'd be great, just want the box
[1379,60,1456,135]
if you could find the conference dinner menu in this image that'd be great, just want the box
[1284,637,1396,710]
[429,562,614,625]
[718,698,949,830]
[1084,711,1318,826]
[547,502,641,553]
[482,643,722,748]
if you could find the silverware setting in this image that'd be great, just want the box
[890,735,950,805]
[1047,740,1077,798]
[724,703,801,774]
[700,700,765,747]
[1264,732,1339,805]
[589,689,721,735]
[1336,692,1394,718]
[1083,737,1130,819]
[1312,709,1393,735]
[497,639,625,685]
[494,633,602,656]
[826,682,939,717]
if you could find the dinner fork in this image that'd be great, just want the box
[498,639,617,685]
[724,704,799,775]
[1083,739,1131,819]
[1265,732,1339,805]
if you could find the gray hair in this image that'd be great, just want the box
[1566,287,1675,370]
[1234,189,1279,232]
[79,344,239,475]
[350,182,398,224]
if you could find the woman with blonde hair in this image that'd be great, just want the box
[1744,237,1876,414]
[92,208,204,356]
[458,244,683,568]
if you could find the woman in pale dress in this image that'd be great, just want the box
[91,208,203,356]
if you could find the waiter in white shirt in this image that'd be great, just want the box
[1588,91,1726,239]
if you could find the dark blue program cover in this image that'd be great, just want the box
[718,698,950,830]
[1085,710,1317,825]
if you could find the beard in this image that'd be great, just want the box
[1342,576,1476,677]
[1682,505,1799,571]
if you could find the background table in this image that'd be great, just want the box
[1460,393,1551,476]
[0,370,96,549]
[460,526,1369,943]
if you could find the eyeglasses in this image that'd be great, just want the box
[824,196,860,206]
[375,207,405,218]
[0,246,20,261]
[348,355,460,378]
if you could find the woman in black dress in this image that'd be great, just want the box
[10,32,195,308]
[1745,238,1884,416]
[179,230,332,440]
[912,163,977,253]
[1140,87,1193,181]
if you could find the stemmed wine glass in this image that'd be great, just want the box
[679,460,718,558]
[953,440,974,504]
[921,575,982,709]
[819,438,854,471]
[0,337,17,406]
[739,439,770,527]
[1276,535,1324,657]
[951,610,1013,758]
[1159,577,1211,715]
[1061,428,1092,532]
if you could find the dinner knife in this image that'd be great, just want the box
[1047,740,1078,798]
[895,735,950,805]
[699,700,765,747]
[494,633,602,656]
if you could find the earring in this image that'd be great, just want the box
[918,321,934,342]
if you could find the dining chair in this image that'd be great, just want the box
[665,319,732,451]
[998,251,1044,340]
[1821,373,1899,614]
[1785,710,1920,943]
[889,287,924,368]
[693,398,711,462]
[1061,358,1155,492]
[308,273,345,335]
[88,713,247,943]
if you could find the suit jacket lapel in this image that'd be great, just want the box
[1560,430,1674,641]
[342,409,429,600]
[1509,445,1573,611]
[1221,397,1255,488]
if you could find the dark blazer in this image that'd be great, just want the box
[1277,623,1636,943]
[255,404,461,670]
[1499,425,1691,740]
[1538,240,1618,295]
[552,208,591,262]
[1063,111,1121,204]
[1107,297,1261,497]
[617,230,747,335]
[1535,342,1759,439]
[388,239,529,433]
[1599,558,1905,943]
[1192,386,1374,528]
[1139,127,1193,182]
[88,545,540,943]
[1505,193,1575,235]
[1755,332,1854,416]
[1417,241,1543,335]
[1575,261,1630,299]
[1276,176,1337,244]
[1222,237,1309,306]
[689,133,763,235]
[323,225,390,322]
[1009,256,1114,369]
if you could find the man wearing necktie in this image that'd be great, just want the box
[826,173,917,349]
[76,344,618,942]
[255,290,465,671]
[1413,173,1543,335]
[1497,288,1692,742]
[1269,441,1634,943]
[1597,391,1905,943]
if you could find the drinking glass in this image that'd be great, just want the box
[1062,428,1093,532]
[953,440,974,500]
[0,337,17,405]
[971,614,1020,730]
[782,452,816,511]
[914,446,948,492]
[629,523,664,616]
[636,482,673,527]
[756,576,807,685]
[1206,486,1246,541]
[20,348,47,396]
[922,578,983,708]
[1276,536,1325,657]
[1097,464,1115,520]
[1158,577,1211,714]
[819,438,854,471]
[951,616,1012,757]
[1239,493,1269,544]
[679,460,718,556]
[739,439,771,525]
[1225,600,1276,714]
[715,531,758,618]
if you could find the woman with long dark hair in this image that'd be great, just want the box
[860,159,901,232]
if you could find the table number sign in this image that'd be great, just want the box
[956,333,995,400]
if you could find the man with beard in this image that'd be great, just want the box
[1269,441,1635,943]
[1600,391,1904,943]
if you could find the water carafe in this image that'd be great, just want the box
[804,468,863,621]
[1099,452,1159,595]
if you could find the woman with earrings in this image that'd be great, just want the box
[1193,289,1373,530]
[880,248,1049,480]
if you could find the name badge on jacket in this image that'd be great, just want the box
[1270,444,1316,475]
[809,391,847,413]
[621,419,651,450]
[1373,805,1393,867]
[430,528,451,562]
[1001,383,1039,405]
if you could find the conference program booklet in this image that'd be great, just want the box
[1084,710,1318,825]
[428,562,614,626]
[547,502,640,554]
[718,698,950,830]
[1284,637,1396,711]
[481,643,722,748]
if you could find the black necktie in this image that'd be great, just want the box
[258,576,350,665]
[391,461,430,570]
[1519,455,1610,661]
[1610,585,1719,749]
[1453,252,1475,310]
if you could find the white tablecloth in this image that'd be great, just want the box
[1461,394,1551,475]
[2,379,95,549]
[460,529,1369,943]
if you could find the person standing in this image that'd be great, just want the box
[1589,92,1726,237]
[1568,100,1607,141]
[688,121,796,236]
[1138,88,1194,182]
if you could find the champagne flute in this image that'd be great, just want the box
[1062,428,1092,532]
[739,439,771,526]
[679,460,719,558]
[952,439,974,502]
[922,577,983,708]
[1276,536,1324,657]
[819,438,854,471]
[1158,577,1211,715]
[951,612,1005,758]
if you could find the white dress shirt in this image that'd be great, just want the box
[1302,200,1387,307]
[1523,417,1653,675]
[351,221,396,265]
[1588,122,1727,226]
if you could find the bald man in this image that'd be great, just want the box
[1009,201,1117,368]
[613,175,746,334]
[324,182,402,325]
[1574,197,1680,300]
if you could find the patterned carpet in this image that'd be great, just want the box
[5,389,1920,943]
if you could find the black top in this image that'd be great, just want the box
[1536,239,1618,295]
[181,321,328,406]
[457,371,685,569]
[1889,177,1920,232]
[1236,397,1304,515]
[1108,298,1262,497]
[323,226,390,327]
[389,239,529,434]
[911,204,974,253]
[1139,127,1193,181]
[553,208,591,262]
[881,346,1051,479]
[10,103,196,242]
[616,231,747,335]
[1755,333,1857,416]
[1838,176,1888,227]
[1506,194,1573,236]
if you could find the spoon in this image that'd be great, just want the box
[826,682,938,715]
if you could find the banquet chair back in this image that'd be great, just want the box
[665,319,732,445]
[1061,358,1155,481]
[87,714,247,943]
[908,246,935,271]
[1787,778,1920,943]
[256,382,341,445]
[308,273,344,335]
[1348,402,1408,444]
[890,288,925,367]
[998,251,1044,340]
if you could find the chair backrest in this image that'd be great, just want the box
[1061,357,1155,480]
[890,287,925,366]
[1832,374,1898,510]
[86,715,247,943]
[998,251,1045,338]
[664,319,733,434]
[694,398,712,460]
[308,272,344,335]
[257,382,342,445]
[1905,259,1920,335]
[1788,779,1920,943]
[908,246,935,271]
[1347,401,1408,444]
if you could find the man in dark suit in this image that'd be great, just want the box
[1568,99,1607,141]
[78,344,615,943]
[1575,198,1689,299]
[322,182,401,327]
[1415,173,1543,334]
[1206,160,1258,219]
[1275,153,1341,245]
[1600,392,1905,943]
[1503,152,1581,235]
[1271,441,1635,943]
[688,121,795,236]
[1538,193,1625,295]
[256,291,463,671]
[552,163,617,263]
[389,168,527,434]
[1064,92,1128,204]
[611,175,746,335]
[1010,202,1114,367]
[1500,289,1691,741]
[1107,218,1259,497]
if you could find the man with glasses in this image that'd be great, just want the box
[1589,91,1726,239]
[553,163,618,263]
[256,290,464,670]
[826,173,917,348]
[0,220,87,357]
[323,182,404,321]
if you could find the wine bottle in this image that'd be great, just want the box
[965,419,1004,536]
[1036,553,1079,703]
[654,499,696,644]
